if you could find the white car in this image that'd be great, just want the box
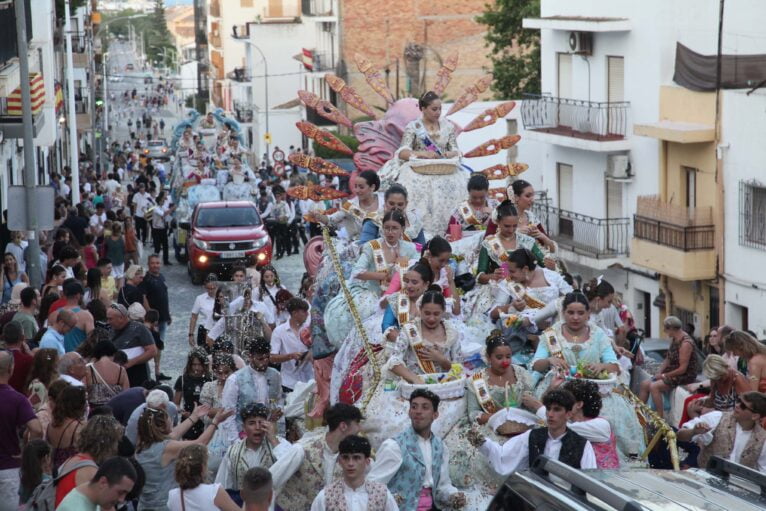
[144,140,170,160]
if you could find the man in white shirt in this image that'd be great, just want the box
[57,352,86,387]
[90,203,107,236]
[215,403,303,500]
[131,183,153,243]
[104,173,121,195]
[269,298,312,391]
[311,435,398,511]
[369,389,465,510]
[469,388,597,476]
[678,391,766,472]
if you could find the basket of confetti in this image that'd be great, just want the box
[399,364,466,400]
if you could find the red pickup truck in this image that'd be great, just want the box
[185,201,272,284]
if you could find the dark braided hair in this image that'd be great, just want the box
[418,91,439,110]
[563,291,590,311]
[486,330,514,356]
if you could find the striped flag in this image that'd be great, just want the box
[302,48,314,71]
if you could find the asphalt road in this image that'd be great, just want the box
[104,41,306,379]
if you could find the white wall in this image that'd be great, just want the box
[721,89,766,336]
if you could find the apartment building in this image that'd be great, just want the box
[0,0,59,209]
[524,0,766,337]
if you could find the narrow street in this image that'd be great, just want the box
[106,41,306,378]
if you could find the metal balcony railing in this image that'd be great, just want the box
[313,52,335,72]
[302,0,334,16]
[532,203,630,258]
[228,67,250,83]
[521,93,630,141]
[633,195,715,251]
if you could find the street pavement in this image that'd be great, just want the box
[105,41,307,380]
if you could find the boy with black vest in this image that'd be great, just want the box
[469,388,597,475]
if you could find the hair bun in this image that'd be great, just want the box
[426,284,442,293]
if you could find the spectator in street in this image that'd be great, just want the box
[125,387,179,446]
[58,352,87,387]
[104,223,127,288]
[1,252,28,304]
[141,255,170,358]
[13,286,39,341]
[56,245,81,280]
[131,182,153,243]
[53,415,124,507]
[46,384,87,472]
[118,264,147,309]
[0,350,43,505]
[107,303,158,387]
[168,444,241,511]
[151,191,174,265]
[174,348,212,440]
[56,456,137,511]
[108,385,151,426]
[240,467,274,511]
[98,258,117,302]
[25,349,60,412]
[270,298,312,393]
[90,203,107,237]
[42,264,67,297]
[48,281,94,353]
[189,274,218,349]
[124,217,139,266]
[85,341,130,410]
[62,207,89,246]
[5,321,33,393]
[39,309,77,355]
[4,231,28,274]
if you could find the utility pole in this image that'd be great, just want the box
[14,0,41,288]
[64,0,80,203]
[89,9,98,169]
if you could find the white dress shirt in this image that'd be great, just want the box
[191,292,216,330]
[479,429,597,476]
[682,411,766,471]
[270,321,313,390]
[535,407,612,444]
[214,437,304,492]
[311,480,399,511]
[368,435,458,505]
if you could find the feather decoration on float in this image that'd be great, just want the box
[297,90,353,128]
[446,74,493,116]
[295,121,354,156]
[432,53,459,96]
[354,53,395,106]
[325,74,378,119]
[288,153,347,176]
[464,134,522,158]
[462,101,516,132]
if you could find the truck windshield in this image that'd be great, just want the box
[196,207,261,227]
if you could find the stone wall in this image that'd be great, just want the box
[340,0,494,119]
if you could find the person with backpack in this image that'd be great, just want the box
[56,456,137,511]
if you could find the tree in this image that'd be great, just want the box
[477,0,541,99]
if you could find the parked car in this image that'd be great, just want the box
[185,201,271,285]
[144,139,169,160]
[489,455,766,511]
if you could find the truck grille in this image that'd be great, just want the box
[208,241,253,251]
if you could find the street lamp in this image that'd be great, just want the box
[235,38,270,162]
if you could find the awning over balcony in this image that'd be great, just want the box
[523,16,631,32]
[634,120,715,143]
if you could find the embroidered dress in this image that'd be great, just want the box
[531,322,646,457]
[377,118,468,237]
[327,192,384,240]
[445,366,536,497]
[322,238,417,348]
[359,320,466,449]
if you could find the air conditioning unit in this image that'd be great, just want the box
[568,31,593,56]
[606,154,631,179]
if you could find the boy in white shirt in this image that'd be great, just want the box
[311,435,398,511]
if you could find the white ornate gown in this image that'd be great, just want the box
[377,118,468,237]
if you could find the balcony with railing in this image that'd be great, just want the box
[312,51,335,72]
[521,93,631,151]
[227,67,250,83]
[631,195,716,281]
[532,203,629,260]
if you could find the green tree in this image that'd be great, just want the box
[477,0,541,99]
[103,1,174,67]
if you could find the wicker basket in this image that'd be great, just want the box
[409,157,460,175]
[488,407,541,436]
[399,373,466,400]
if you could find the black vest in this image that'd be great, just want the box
[528,427,587,469]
